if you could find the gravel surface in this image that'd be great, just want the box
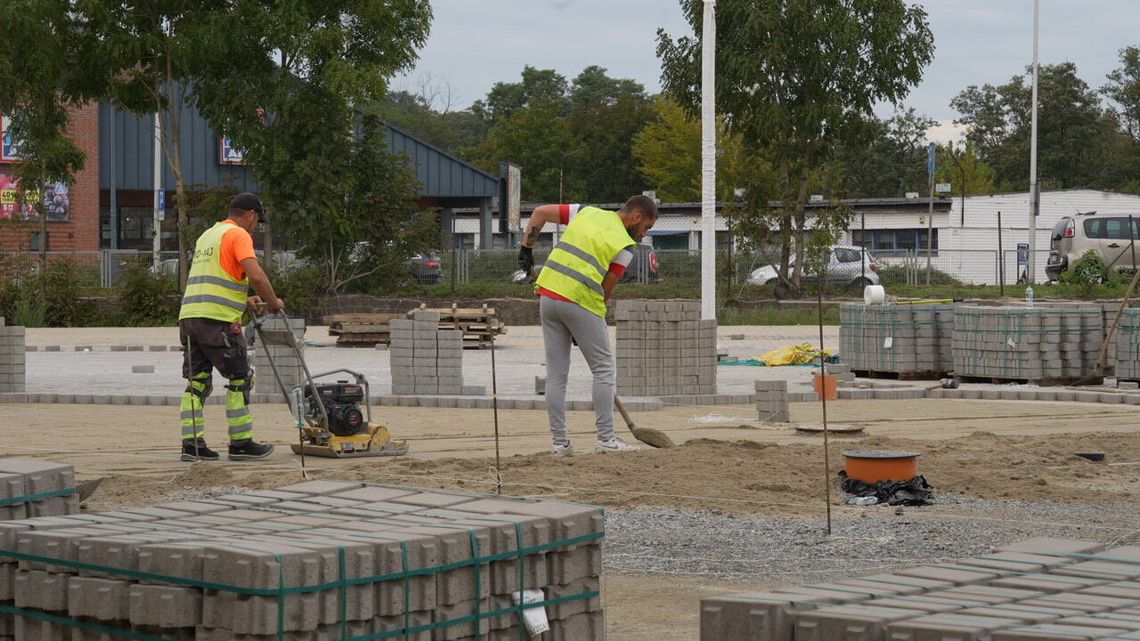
[603,494,1140,587]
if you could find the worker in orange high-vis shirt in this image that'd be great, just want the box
[177,192,284,462]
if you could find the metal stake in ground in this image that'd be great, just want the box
[490,332,503,495]
[817,280,833,535]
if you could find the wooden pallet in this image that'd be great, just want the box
[956,374,1099,387]
[852,369,944,381]
[407,303,506,349]
[325,313,402,347]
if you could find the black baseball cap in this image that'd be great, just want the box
[230,192,267,223]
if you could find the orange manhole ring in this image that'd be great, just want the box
[842,450,922,483]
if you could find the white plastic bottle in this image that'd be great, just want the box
[1025,285,1034,308]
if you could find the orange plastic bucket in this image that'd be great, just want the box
[813,374,838,401]
[843,450,921,483]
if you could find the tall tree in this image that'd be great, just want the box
[566,67,653,203]
[952,62,1115,190]
[658,0,934,296]
[633,95,753,202]
[1104,46,1140,143]
[833,108,938,198]
[467,65,654,203]
[0,0,88,270]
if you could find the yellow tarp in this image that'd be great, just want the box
[759,343,832,366]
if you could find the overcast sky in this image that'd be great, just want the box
[398,1,1140,142]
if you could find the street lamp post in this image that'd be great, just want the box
[1027,0,1040,285]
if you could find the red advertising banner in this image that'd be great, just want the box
[0,174,66,221]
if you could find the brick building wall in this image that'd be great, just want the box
[0,102,100,253]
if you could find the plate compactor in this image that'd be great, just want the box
[252,314,408,459]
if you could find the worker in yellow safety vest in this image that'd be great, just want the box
[517,195,658,457]
[177,192,283,462]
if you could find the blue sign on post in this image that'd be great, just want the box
[1017,243,1029,267]
[157,188,165,212]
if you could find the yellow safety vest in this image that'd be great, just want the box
[536,206,636,317]
[178,222,250,323]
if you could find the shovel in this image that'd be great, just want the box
[614,394,674,448]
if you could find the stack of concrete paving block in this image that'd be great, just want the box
[251,316,305,402]
[0,318,25,395]
[827,363,855,383]
[1114,308,1140,382]
[614,300,717,397]
[390,311,464,395]
[0,459,78,522]
[700,536,1140,641]
[755,380,790,423]
[954,306,1103,382]
[838,303,954,376]
[0,480,604,641]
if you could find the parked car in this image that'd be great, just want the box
[511,244,660,285]
[746,245,879,288]
[1047,213,1139,282]
[407,252,442,284]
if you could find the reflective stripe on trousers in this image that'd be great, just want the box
[179,373,209,440]
[226,378,254,441]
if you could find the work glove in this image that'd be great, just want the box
[517,244,535,274]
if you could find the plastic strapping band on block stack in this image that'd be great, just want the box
[0,485,604,641]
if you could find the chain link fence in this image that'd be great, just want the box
[0,246,1062,292]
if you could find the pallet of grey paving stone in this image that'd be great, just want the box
[0,480,604,641]
[839,303,954,380]
[614,299,717,397]
[0,459,78,522]
[954,306,1104,385]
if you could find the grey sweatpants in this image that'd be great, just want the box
[540,295,615,445]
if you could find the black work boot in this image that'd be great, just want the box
[180,439,220,462]
[228,439,275,461]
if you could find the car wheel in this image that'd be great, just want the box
[765,278,779,286]
[852,277,872,289]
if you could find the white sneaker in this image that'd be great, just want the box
[551,442,575,458]
[594,437,640,453]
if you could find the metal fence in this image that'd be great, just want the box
[0,246,1062,292]
[872,248,1053,287]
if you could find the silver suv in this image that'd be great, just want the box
[1047,214,1139,281]
[746,245,880,287]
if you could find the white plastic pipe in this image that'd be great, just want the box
[700,0,717,320]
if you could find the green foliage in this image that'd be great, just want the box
[114,264,179,326]
[0,258,96,327]
[1062,250,1113,286]
[935,141,997,197]
[270,265,326,318]
[633,95,754,202]
[9,287,46,327]
[952,62,1118,190]
[659,0,933,298]
[875,265,963,287]
[465,65,655,202]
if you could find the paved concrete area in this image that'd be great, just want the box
[22,325,839,400]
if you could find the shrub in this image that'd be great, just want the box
[875,264,962,286]
[1062,250,1112,286]
[115,263,179,326]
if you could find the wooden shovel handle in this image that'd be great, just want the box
[614,394,636,428]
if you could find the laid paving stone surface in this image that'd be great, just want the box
[701,537,1140,641]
